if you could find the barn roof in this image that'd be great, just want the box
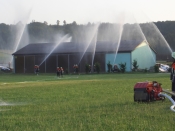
[12,40,144,55]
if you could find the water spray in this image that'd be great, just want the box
[77,23,100,66]
[134,81,175,112]
[39,34,71,66]
[151,22,173,53]
[113,13,125,65]
[135,23,156,64]
[5,8,33,69]
[91,24,99,69]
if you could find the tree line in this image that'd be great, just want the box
[0,21,175,60]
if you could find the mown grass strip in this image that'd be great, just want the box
[0,73,174,130]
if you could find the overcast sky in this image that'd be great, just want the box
[1,0,175,25]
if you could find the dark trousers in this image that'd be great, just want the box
[57,72,60,76]
[61,71,63,77]
[172,82,175,100]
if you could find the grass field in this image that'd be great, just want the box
[0,72,174,131]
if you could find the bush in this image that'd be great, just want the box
[132,59,139,71]
[107,61,112,73]
[95,62,100,73]
[85,64,90,74]
[144,68,148,73]
[119,62,126,73]
[154,64,159,73]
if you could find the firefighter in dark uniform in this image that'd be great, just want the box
[73,64,76,73]
[60,67,64,77]
[170,52,175,100]
[57,67,60,77]
[34,65,39,75]
[75,64,79,74]
[93,65,96,72]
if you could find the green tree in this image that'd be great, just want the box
[154,64,159,73]
[95,62,100,73]
[44,21,48,25]
[107,61,112,73]
[56,20,60,26]
[63,20,66,25]
[85,64,90,74]
[132,59,139,71]
[119,62,126,73]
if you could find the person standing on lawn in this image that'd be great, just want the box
[170,52,175,100]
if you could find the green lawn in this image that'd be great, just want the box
[0,72,174,131]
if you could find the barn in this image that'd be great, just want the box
[12,40,156,73]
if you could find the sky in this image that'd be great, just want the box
[1,0,175,25]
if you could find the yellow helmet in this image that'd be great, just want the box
[172,52,175,59]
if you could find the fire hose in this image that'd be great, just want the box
[159,89,175,112]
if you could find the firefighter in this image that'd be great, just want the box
[170,52,175,100]
[73,64,76,73]
[60,67,64,77]
[75,64,79,74]
[57,67,61,77]
[34,65,39,75]
[93,65,96,72]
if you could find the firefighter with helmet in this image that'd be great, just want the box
[60,67,64,77]
[75,64,79,74]
[170,52,175,100]
[57,67,60,77]
[34,65,39,75]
